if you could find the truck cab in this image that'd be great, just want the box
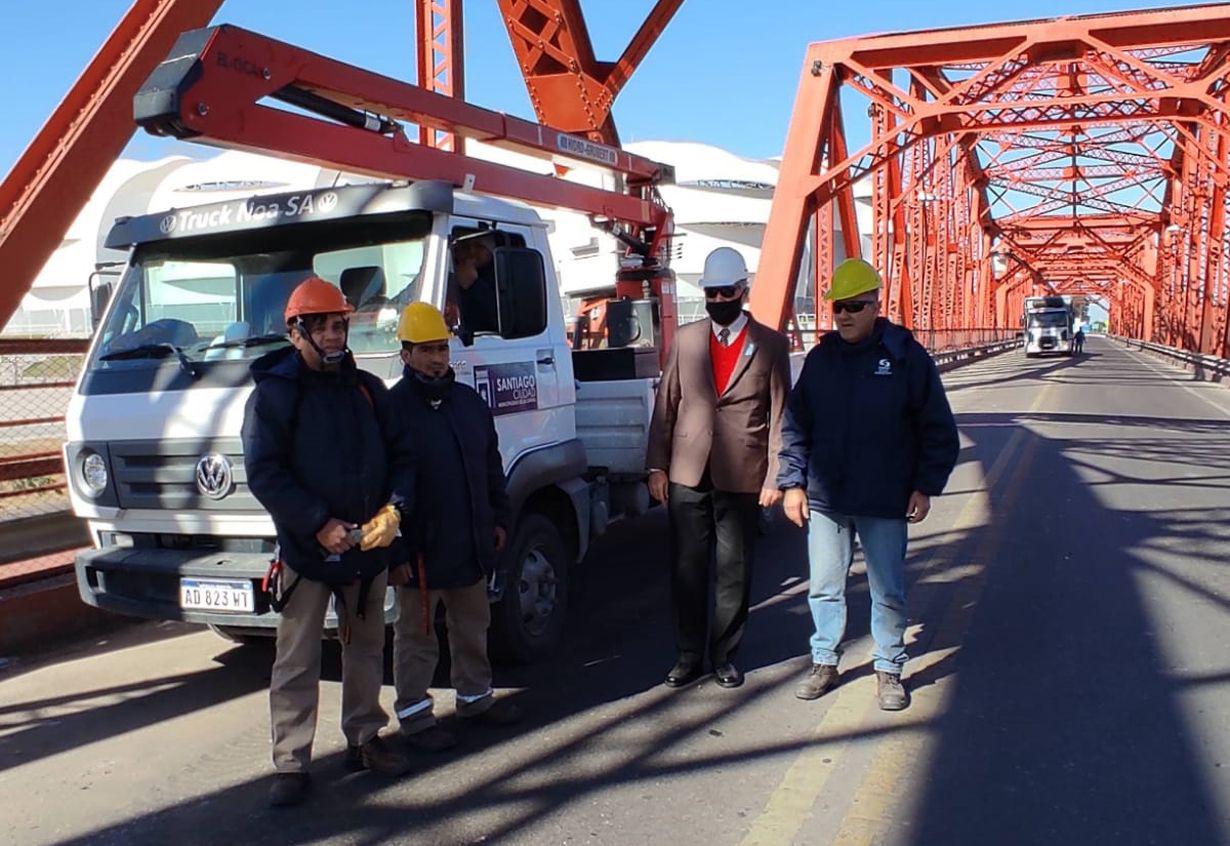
[1023,296,1075,357]
[67,179,655,661]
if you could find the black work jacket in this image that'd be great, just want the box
[777,319,960,518]
[241,348,398,584]
[386,368,510,588]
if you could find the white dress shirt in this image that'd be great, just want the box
[710,312,748,346]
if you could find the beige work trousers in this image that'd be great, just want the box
[270,570,389,773]
[393,578,493,732]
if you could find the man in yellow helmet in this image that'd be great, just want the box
[383,302,521,753]
[777,259,959,711]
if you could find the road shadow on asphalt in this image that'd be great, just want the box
[903,398,1229,843]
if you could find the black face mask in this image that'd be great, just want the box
[410,367,456,408]
[706,299,744,326]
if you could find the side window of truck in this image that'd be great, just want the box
[446,228,547,342]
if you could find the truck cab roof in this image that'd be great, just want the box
[105,179,546,250]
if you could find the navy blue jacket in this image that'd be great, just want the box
[777,319,959,518]
[241,347,400,584]
[386,368,510,589]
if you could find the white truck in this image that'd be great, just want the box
[1023,295,1075,357]
[66,179,659,661]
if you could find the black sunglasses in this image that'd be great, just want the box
[704,284,744,299]
[832,299,877,314]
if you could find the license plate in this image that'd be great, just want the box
[179,578,254,613]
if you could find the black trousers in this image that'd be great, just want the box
[667,479,759,665]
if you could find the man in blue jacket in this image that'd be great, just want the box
[778,259,959,711]
[242,277,412,807]
[384,303,521,753]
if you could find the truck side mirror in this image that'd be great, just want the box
[90,282,114,330]
[493,247,548,340]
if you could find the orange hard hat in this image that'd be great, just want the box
[283,276,353,323]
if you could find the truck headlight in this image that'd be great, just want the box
[80,450,109,497]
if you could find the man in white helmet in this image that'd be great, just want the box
[647,247,792,689]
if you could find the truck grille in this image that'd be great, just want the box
[110,438,262,511]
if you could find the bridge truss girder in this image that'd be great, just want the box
[750,4,1230,358]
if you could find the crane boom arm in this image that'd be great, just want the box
[136,25,673,233]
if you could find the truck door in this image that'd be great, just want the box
[438,218,573,465]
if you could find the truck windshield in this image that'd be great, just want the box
[1028,311,1070,328]
[91,213,431,373]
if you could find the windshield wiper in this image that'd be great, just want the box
[99,343,199,379]
[205,333,290,351]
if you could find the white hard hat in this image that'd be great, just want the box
[698,247,749,289]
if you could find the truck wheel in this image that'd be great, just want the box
[490,513,568,664]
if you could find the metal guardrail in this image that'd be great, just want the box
[0,338,89,520]
[1112,335,1230,380]
[914,328,1021,355]
[792,326,1020,353]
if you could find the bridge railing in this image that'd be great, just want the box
[0,338,89,522]
[1113,336,1230,383]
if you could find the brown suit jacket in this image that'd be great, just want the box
[647,316,792,494]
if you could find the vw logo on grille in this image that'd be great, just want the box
[195,453,234,500]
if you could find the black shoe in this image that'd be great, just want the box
[461,698,524,726]
[713,662,744,688]
[402,724,459,752]
[664,659,703,688]
[268,772,311,807]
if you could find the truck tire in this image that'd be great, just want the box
[490,513,569,664]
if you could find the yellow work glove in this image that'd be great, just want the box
[360,504,400,551]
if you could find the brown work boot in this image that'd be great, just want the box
[349,734,414,777]
[795,663,840,700]
[876,671,908,711]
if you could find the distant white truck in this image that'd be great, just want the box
[66,181,659,661]
[1023,295,1075,357]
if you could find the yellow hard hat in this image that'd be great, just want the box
[397,302,451,344]
[826,258,883,301]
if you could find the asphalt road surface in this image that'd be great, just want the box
[2,336,1228,846]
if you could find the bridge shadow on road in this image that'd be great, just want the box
[907,401,1230,845]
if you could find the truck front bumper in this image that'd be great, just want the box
[75,546,397,629]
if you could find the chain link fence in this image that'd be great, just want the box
[0,338,88,522]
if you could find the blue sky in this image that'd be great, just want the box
[0,0,1202,173]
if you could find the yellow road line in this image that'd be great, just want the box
[740,382,1053,846]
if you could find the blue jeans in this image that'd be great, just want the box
[807,510,908,674]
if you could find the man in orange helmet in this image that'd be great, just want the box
[242,276,413,807]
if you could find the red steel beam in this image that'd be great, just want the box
[496,0,683,144]
[0,0,223,329]
[416,0,465,154]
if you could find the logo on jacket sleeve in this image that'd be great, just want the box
[874,358,893,376]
